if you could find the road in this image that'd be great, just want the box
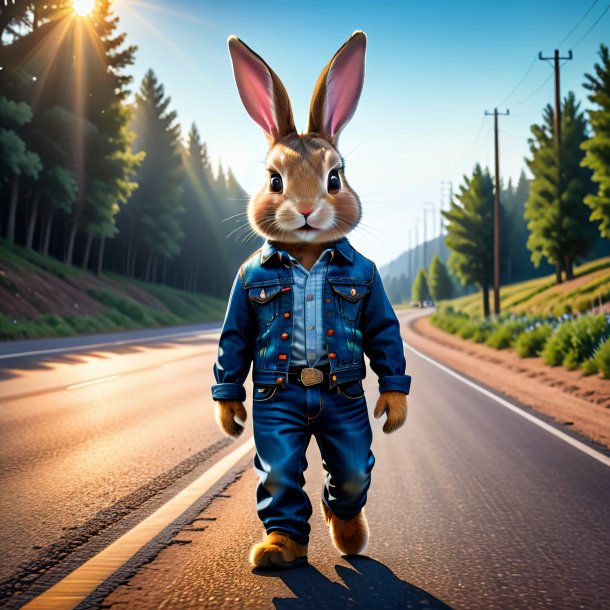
[1,312,609,609]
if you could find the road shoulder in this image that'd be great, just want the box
[401,310,610,449]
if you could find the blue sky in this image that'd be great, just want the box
[114,0,610,266]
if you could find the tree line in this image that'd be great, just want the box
[0,1,256,299]
[438,45,610,317]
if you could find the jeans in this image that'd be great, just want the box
[252,379,375,545]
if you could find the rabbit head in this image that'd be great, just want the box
[228,31,366,245]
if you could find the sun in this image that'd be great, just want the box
[72,0,96,16]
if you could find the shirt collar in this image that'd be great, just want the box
[261,237,354,265]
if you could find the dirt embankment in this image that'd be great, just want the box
[402,312,610,449]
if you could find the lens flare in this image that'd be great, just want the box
[72,0,96,16]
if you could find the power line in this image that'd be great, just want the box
[572,2,610,49]
[511,70,554,109]
[496,54,538,107]
[558,0,599,46]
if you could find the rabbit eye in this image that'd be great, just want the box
[270,173,283,194]
[328,169,341,194]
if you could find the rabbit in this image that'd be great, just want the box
[212,31,411,569]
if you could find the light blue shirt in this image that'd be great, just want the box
[286,249,332,367]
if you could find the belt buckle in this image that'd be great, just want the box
[300,367,324,386]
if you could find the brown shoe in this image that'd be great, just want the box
[321,500,369,555]
[249,531,308,569]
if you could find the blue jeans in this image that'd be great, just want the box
[252,379,375,545]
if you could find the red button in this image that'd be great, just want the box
[281,333,289,340]
[329,352,337,359]
[284,312,291,318]
[327,329,334,337]
[276,377,284,383]
[278,354,287,360]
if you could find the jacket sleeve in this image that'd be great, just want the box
[211,271,257,402]
[361,265,412,394]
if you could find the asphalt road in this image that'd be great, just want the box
[1,312,609,609]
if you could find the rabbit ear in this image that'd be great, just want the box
[307,31,367,142]
[228,35,296,141]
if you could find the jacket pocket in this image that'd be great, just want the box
[328,279,369,322]
[248,284,283,325]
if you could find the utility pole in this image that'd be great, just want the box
[440,180,453,237]
[484,107,509,316]
[415,221,421,273]
[539,49,572,282]
[539,49,573,151]
[424,202,435,263]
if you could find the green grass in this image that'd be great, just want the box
[0,241,227,340]
[444,257,610,318]
[428,257,610,378]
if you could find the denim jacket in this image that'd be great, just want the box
[211,238,411,402]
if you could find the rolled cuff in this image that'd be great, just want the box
[211,382,246,402]
[378,374,412,395]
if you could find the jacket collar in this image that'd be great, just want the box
[261,237,354,265]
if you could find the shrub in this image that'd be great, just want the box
[457,320,480,340]
[595,339,610,379]
[39,315,76,337]
[514,325,553,357]
[581,358,598,376]
[542,314,609,369]
[430,309,469,335]
[471,323,492,343]
[485,319,526,349]
[542,323,574,366]
[564,315,609,369]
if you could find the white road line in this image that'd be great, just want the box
[23,437,255,610]
[404,341,610,468]
[0,327,221,361]
[66,375,121,390]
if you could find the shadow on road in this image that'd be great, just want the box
[0,336,217,383]
[255,555,453,609]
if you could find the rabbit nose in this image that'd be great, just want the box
[299,207,314,218]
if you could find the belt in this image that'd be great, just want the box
[288,364,331,387]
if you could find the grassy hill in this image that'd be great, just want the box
[443,257,610,317]
[0,241,227,340]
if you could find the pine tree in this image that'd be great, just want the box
[525,92,596,282]
[428,255,453,301]
[443,164,494,317]
[121,70,184,281]
[0,97,42,242]
[0,1,139,264]
[582,44,610,239]
[412,268,431,304]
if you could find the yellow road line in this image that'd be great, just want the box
[23,437,255,609]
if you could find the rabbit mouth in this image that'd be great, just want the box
[299,224,320,232]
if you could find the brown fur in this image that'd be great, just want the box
[374,391,408,434]
[248,133,362,249]
[321,501,369,556]
[250,532,308,569]
[215,400,247,438]
[307,33,366,141]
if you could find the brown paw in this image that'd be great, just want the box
[374,391,408,434]
[249,532,308,569]
[215,400,247,438]
[321,501,369,555]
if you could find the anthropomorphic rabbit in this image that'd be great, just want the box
[212,31,412,569]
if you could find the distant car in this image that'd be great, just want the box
[422,300,435,308]
[410,301,421,308]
